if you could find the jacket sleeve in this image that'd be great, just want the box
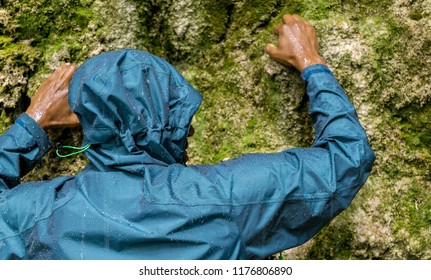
[0,113,52,190]
[209,64,375,259]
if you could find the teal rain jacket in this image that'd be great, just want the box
[0,49,375,259]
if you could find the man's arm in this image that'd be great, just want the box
[190,14,375,258]
[0,114,52,190]
[0,64,78,190]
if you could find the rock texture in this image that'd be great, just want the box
[0,0,430,259]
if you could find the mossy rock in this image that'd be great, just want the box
[1,0,430,259]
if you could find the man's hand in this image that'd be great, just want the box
[26,64,80,129]
[265,14,326,72]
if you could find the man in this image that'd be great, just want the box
[0,14,375,259]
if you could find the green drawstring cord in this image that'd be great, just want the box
[56,143,91,158]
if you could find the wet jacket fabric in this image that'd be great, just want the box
[0,49,375,259]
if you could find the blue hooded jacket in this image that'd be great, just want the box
[0,49,375,259]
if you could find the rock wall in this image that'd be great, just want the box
[1,0,430,259]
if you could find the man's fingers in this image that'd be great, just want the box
[45,64,76,88]
[64,65,76,83]
[52,63,74,75]
[266,13,325,71]
[266,43,290,65]
[282,14,299,24]
[53,63,76,76]
[291,14,301,20]
[63,63,76,76]
[265,44,278,57]
[58,64,76,81]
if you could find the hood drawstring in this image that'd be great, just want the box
[56,143,91,158]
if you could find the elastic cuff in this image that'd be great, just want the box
[301,64,333,81]
[15,113,52,154]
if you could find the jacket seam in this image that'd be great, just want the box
[142,186,357,207]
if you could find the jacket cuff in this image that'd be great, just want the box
[301,64,333,81]
[15,113,52,154]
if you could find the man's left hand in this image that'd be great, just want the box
[26,64,80,129]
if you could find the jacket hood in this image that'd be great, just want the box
[68,49,202,172]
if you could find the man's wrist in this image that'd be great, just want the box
[26,109,48,130]
[297,56,326,73]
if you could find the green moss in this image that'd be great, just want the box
[0,111,12,135]
[225,0,280,48]
[131,0,233,64]
[0,40,39,66]
[283,0,341,20]
[0,36,13,48]
[398,105,431,154]
[392,105,431,239]
[200,0,232,43]
[306,213,356,259]
[356,17,403,98]
[340,0,395,18]
[1,0,95,107]
[10,0,93,42]
[394,182,431,232]
[408,3,427,21]
[282,0,305,15]
[389,176,431,259]
[230,0,280,29]
[0,39,40,108]
[76,6,94,24]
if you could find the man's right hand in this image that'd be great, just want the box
[265,14,326,72]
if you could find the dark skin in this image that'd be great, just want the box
[26,63,79,129]
[265,14,325,71]
[26,14,325,156]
